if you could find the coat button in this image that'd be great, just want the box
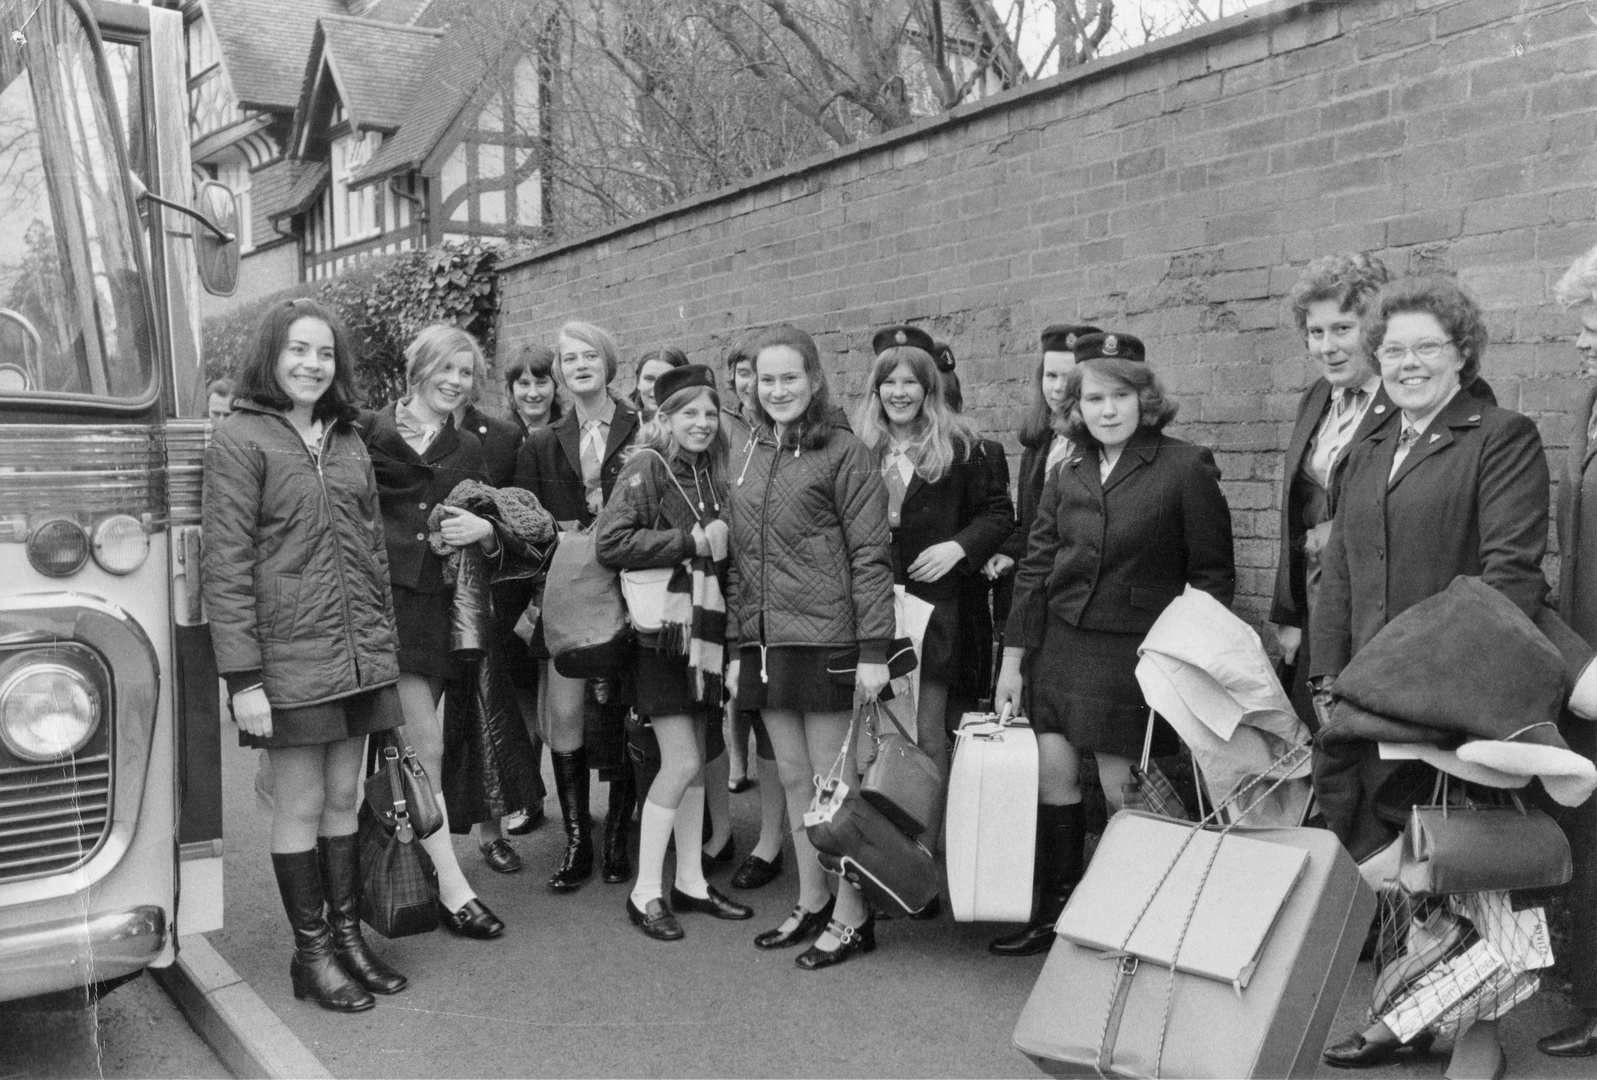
[1376,549,1383,560]
[419,502,427,510]
[416,532,425,541]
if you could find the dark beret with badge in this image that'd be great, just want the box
[651,363,717,405]
[872,324,938,357]
[1040,324,1102,354]
[1071,331,1145,364]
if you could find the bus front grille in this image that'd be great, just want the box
[0,754,112,881]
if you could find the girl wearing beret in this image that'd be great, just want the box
[993,334,1235,957]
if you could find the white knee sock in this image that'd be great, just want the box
[630,798,675,907]
[672,784,709,899]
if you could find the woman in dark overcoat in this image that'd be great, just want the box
[1310,275,1550,1072]
[992,332,1235,958]
[512,321,641,892]
[854,326,1013,861]
[361,324,506,940]
[1541,243,1597,1059]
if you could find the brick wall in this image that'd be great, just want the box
[496,0,1597,627]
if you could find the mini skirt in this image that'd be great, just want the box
[238,685,404,750]
[633,646,716,720]
[1028,613,1177,759]
[735,645,855,714]
[393,584,460,682]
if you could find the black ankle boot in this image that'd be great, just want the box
[989,803,1084,957]
[602,767,636,884]
[549,748,593,892]
[272,849,374,1012]
[318,834,406,995]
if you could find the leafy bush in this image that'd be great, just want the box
[202,240,508,406]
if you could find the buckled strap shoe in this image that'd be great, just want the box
[436,897,505,940]
[754,896,834,949]
[670,885,753,920]
[730,852,783,891]
[795,915,877,970]
[627,896,684,941]
[480,838,523,875]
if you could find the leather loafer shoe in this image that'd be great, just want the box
[506,806,545,835]
[1539,1016,1597,1057]
[1322,1027,1432,1069]
[479,838,522,874]
[670,884,753,920]
[702,836,736,874]
[730,852,783,890]
[627,896,684,941]
[436,897,504,940]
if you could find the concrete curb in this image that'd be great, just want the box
[153,933,332,1080]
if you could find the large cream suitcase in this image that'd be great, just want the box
[946,711,1038,922]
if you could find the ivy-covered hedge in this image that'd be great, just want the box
[203,240,509,406]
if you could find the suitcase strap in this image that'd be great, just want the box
[1095,953,1139,1077]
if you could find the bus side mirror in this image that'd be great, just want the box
[192,181,239,298]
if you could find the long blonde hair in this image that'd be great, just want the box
[854,345,978,483]
[626,384,728,482]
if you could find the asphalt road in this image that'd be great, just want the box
[205,730,1594,1079]
[0,972,226,1080]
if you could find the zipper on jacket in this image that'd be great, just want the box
[293,417,366,687]
[755,433,785,684]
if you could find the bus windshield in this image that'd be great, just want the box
[0,0,151,404]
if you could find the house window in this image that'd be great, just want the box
[214,158,253,253]
[330,131,381,245]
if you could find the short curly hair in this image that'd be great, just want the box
[1288,252,1391,335]
[1060,357,1179,447]
[1360,275,1488,387]
[1556,242,1597,310]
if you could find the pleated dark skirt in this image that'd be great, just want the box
[735,645,854,714]
[1029,613,1176,759]
[393,584,461,681]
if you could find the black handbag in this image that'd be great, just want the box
[365,728,444,840]
[357,802,439,938]
[1397,775,1572,896]
[858,699,944,836]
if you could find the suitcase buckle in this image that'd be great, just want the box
[1116,954,1139,978]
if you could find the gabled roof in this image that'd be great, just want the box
[204,0,348,112]
[256,158,331,226]
[314,16,444,133]
[351,0,536,186]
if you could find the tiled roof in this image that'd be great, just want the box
[352,0,535,184]
[316,16,444,132]
[205,0,348,112]
[255,158,330,225]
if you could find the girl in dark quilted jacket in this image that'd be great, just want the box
[203,298,406,1013]
[727,324,897,970]
[596,364,752,940]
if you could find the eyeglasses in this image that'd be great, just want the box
[1376,339,1453,364]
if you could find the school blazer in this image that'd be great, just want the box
[1005,428,1236,650]
[998,439,1050,565]
[1556,382,1597,620]
[460,403,524,488]
[511,400,639,526]
[889,438,1014,602]
[1310,391,1550,679]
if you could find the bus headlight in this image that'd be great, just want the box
[0,659,102,761]
[91,514,149,574]
[27,518,90,577]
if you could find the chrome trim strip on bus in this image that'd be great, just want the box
[0,594,159,904]
[0,904,165,999]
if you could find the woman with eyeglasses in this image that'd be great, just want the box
[1311,275,1550,1073]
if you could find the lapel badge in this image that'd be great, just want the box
[895,330,907,345]
[1429,433,1440,443]
[1104,334,1119,355]
[1468,415,1480,422]
[1065,332,1078,347]
[1374,404,1386,414]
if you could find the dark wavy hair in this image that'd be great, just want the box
[1360,274,1487,388]
[233,298,360,423]
[1060,357,1178,447]
[1289,252,1390,335]
[749,324,835,450]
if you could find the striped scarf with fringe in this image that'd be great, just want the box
[658,519,728,703]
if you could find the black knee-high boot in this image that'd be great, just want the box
[318,834,406,994]
[272,849,374,1012]
[988,803,1085,957]
[602,764,636,883]
[549,748,593,892]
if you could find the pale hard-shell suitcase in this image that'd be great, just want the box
[946,711,1038,923]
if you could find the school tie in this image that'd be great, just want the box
[581,419,604,514]
[1397,423,1420,450]
[1333,387,1366,437]
[883,450,910,528]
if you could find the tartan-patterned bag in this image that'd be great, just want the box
[1122,708,1190,820]
[358,800,438,938]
